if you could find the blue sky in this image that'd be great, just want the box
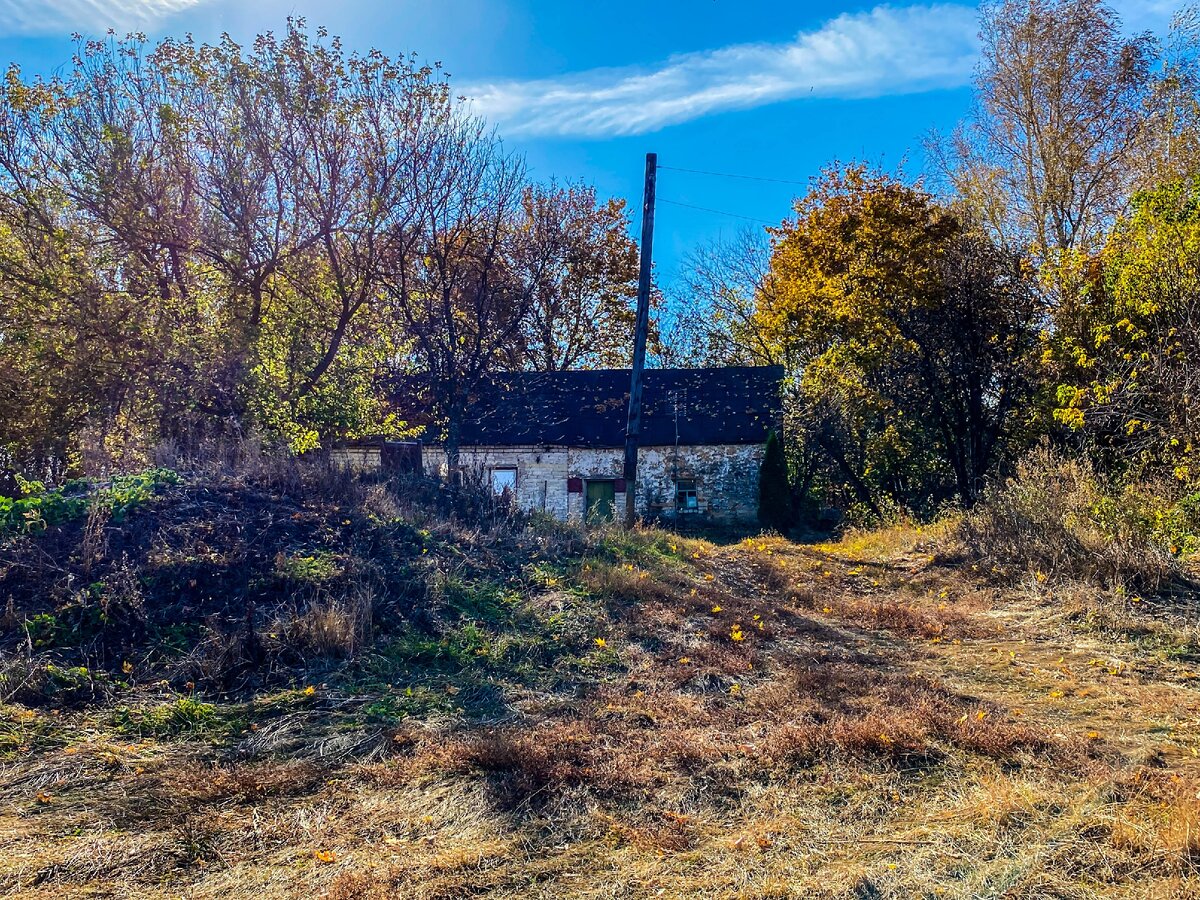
[0,0,1181,281]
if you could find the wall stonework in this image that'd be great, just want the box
[424,443,765,525]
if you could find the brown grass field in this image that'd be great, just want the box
[4,479,1200,898]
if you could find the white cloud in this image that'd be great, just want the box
[0,0,211,36]
[463,4,981,138]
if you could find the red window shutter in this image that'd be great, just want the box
[614,479,627,493]
[567,477,583,494]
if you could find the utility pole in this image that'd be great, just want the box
[624,152,657,528]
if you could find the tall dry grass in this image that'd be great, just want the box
[955,446,1182,592]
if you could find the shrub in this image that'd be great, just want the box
[758,430,793,532]
[957,446,1182,592]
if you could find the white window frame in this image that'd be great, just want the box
[490,467,518,495]
[676,479,699,512]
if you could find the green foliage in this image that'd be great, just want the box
[249,312,410,454]
[441,577,517,623]
[275,550,345,583]
[363,686,454,724]
[0,489,87,534]
[593,527,685,567]
[380,623,495,672]
[0,468,179,535]
[758,430,793,531]
[100,469,182,523]
[109,697,222,738]
[33,664,103,702]
[22,613,61,649]
[1050,178,1200,483]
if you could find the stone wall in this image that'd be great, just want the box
[424,443,765,525]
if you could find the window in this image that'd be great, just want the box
[675,479,698,512]
[491,467,517,495]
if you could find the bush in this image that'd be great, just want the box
[758,431,793,532]
[957,446,1184,592]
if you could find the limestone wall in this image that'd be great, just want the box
[424,443,765,525]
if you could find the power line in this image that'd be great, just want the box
[657,197,778,226]
[659,164,809,187]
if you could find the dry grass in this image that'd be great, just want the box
[5,503,1200,898]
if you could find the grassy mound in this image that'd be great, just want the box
[3,465,1200,898]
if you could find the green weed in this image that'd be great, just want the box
[275,550,345,582]
[109,697,227,738]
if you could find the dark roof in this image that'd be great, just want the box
[439,366,783,448]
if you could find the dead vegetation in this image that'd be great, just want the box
[3,465,1200,898]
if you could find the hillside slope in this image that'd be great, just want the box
[2,470,1200,899]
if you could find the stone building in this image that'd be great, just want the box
[419,367,784,525]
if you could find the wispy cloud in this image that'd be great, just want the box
[0,0,211,36]
[464,4,980,138]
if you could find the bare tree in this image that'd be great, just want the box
[660,228,779,368]
[946,0,1158,259]
[382,118,532,471]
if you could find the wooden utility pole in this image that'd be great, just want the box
[623,152,657,528]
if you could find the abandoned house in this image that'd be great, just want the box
[413,366,784,524]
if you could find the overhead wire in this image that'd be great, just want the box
[656,163,801,226]
[658,164,809,187]
[657,197,778,226]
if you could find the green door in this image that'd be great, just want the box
[585,480,616,524]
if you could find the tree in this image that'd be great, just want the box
[380,118,532,472]
[946,0,1158,261]
[1052,177,1200,482]
[0,24,455,465]
[663,229,780,368]
[757,430,792,531]
[755,164,1043,513]
[516,182,639,371]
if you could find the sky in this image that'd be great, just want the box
[0,0,1183,281]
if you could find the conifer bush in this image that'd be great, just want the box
[758,431,792,532]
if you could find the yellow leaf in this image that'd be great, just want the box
[314,849,337,863]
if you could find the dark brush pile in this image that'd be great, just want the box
[0,465,573,705]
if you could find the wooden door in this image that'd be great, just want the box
[585,480,616,524]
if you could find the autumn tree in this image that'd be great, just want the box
[516,182,639,371]
[756,165,1042,513]
[1052,177,1200,482]
[0,24,465,465]
[380,118,532,471]
[0,37,205,467]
